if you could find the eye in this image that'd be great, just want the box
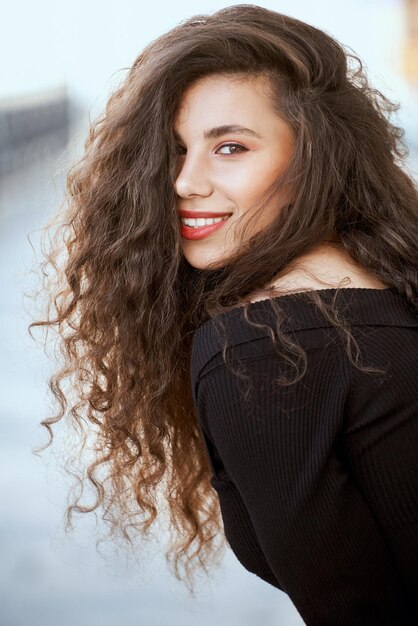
[174,143,248,156]
[216,143,248,155]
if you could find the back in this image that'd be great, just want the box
[190,287,418,626]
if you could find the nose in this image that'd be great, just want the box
[174,153,213,198]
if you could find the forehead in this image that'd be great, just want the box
[174,74,274,129]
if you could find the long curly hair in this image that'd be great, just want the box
[28,4,418,596]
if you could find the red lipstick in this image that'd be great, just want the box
[179,212,232,241]
[178,210,233,218]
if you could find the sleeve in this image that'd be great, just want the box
[194,340,418,626]
[198,419,284,589]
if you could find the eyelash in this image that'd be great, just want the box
[176,142,248,156]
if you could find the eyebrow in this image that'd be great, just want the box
[173,124,261,142]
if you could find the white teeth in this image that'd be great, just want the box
[181,216,229,227]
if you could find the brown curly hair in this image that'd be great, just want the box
[28,4,418,596]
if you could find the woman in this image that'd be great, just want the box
[29,5,418,625]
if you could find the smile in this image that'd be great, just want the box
[180,215,231,240]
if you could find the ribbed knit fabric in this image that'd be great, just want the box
[190,287,418,626]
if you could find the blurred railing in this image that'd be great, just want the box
[0,85,70,176]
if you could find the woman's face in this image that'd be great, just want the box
[173,73,296,269]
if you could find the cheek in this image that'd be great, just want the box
[233,168,283,214]
[216,148,291,211]
[222,164,275,205]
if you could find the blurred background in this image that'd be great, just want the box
[1,1,417,625]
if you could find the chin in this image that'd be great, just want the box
[183,251,226,271]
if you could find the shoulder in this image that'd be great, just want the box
[191,285,417,396]
[244,242,389,305]
[344,323,418,438]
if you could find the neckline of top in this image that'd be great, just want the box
[196,286,418,333]
[223,286,394,314]
[236,286,392,306]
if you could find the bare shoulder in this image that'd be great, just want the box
[245,242,389,305]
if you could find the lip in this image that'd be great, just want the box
[178,210,233,218]
[180,215,231,240]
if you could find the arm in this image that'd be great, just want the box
[195,340,417,626]
[198,421,283,589]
